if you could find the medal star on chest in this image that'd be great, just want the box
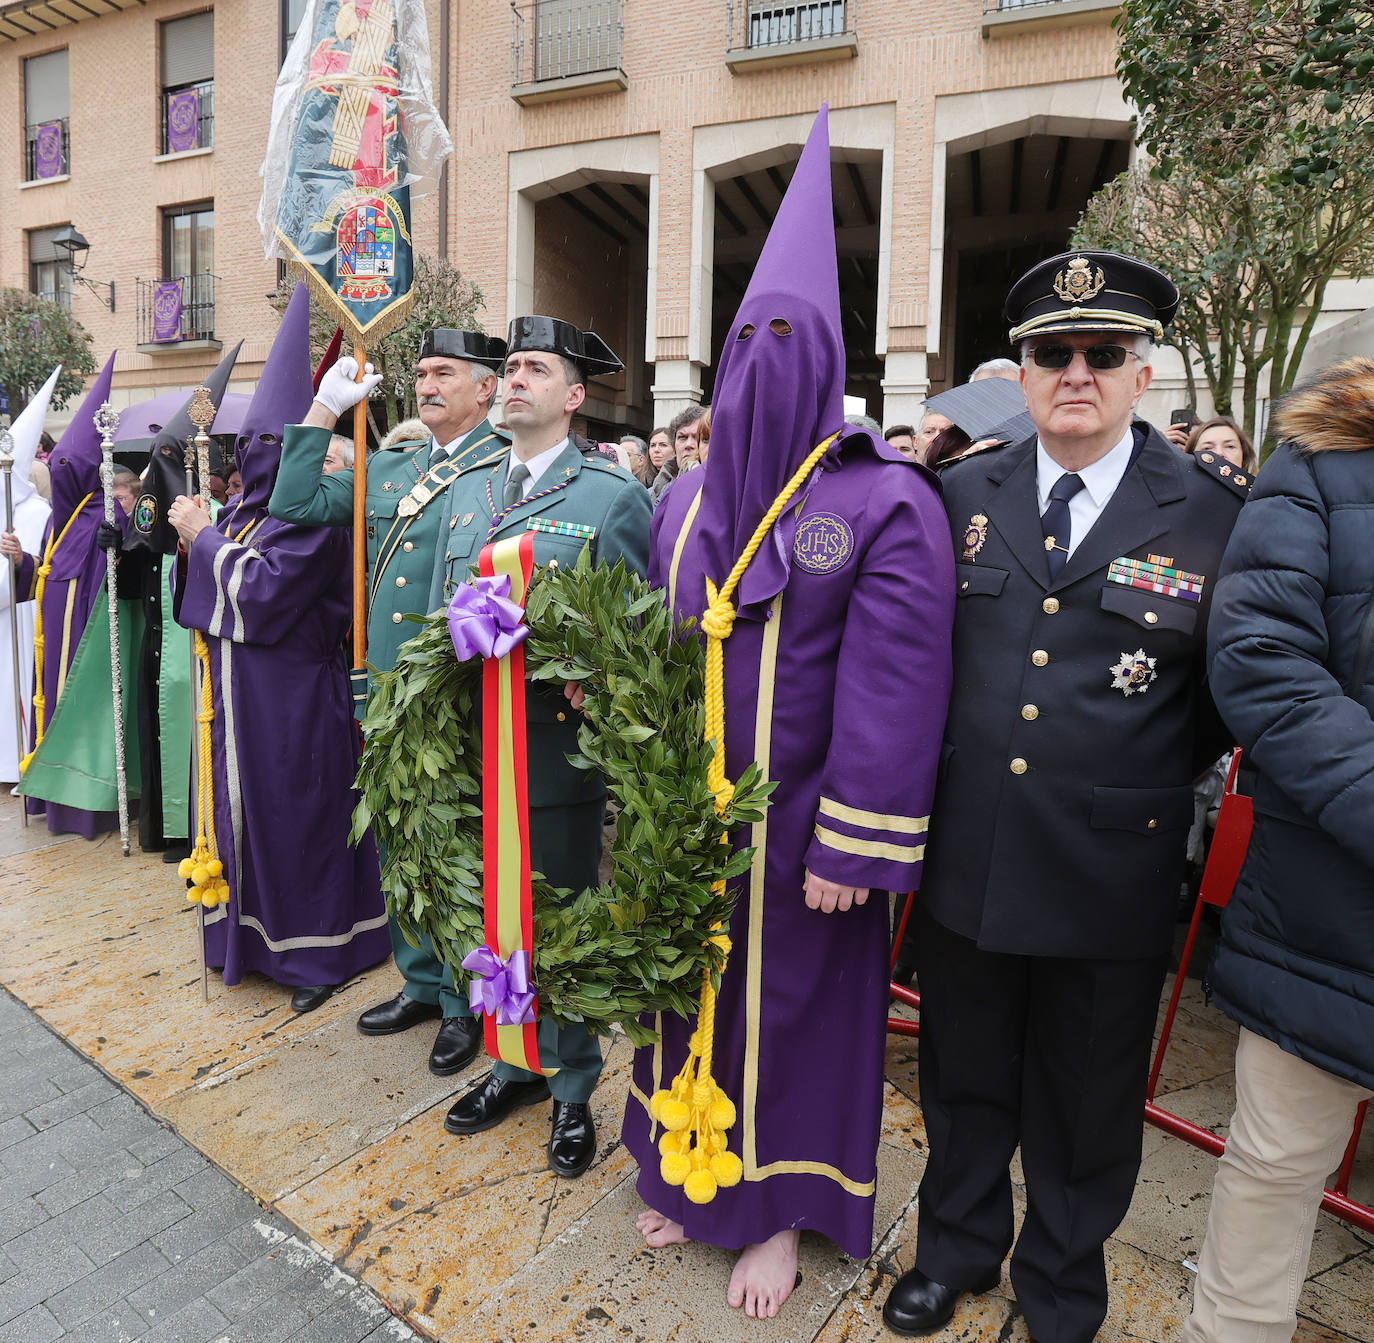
[1110,649,1158,697]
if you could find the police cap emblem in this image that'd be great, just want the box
[1053,256,1107,303]
[793,512,854,575]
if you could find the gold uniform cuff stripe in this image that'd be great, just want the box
[817,797,929,836]
[813,823,925,864]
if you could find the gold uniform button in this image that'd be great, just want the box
[1042,597,1060,614]
[556,711,566,722]
[391,612,403,624]
[1201,453,1215,463]
[395,575,406,588]
[1144,610,1159,624]
[1010,758,1028,775]
[1147,818,1158,830]
[1031,649,1049,667]
[403,541,414,552]
[1021,704,1039,721]
[960,580,969,592]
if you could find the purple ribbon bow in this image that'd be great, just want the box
[462,945,536,1025]
[446,574,529,661]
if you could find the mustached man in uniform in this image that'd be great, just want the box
[269,328,508,1046]
[882,252,1250,1342]
[438,316,651,1176]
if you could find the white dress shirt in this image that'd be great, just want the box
[1035,427,1135,560]
[506,437,570,499]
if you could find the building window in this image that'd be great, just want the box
[28,226,73,311]
[160,11,214,154]
[745,0,849,47]
[142,201,216,342]
[24,49,69,181]
[280,0,308,62]
[511,0,624,85]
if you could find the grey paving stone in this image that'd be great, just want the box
[289,1288,395,1343]
[126,1124,183,1167]
[127,1238,256,1324]
[203,1245,312,1321]
[0,1152,78,1208]
[0,1195,45,1242]
[140,1295,231,1342]
[23,1077,119,1131]
[44,1240,173,1329]
[153,1186,264,1262]
[0,1302,62,1342]
[0,1237,96,1323]
[81,1188,194,1267]
[4,1192,121,1270]
[0,1250,15,1286]
[36,1162,136,1217]
[106,1147,206,1212]
[55,1305,143,1343]
[0,1119,34,1156]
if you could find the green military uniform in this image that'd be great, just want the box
[433,439,652,1102]
[270,417,507,1015]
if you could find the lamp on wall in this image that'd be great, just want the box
[52,225,116,312]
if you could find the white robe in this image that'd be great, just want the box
[0,493,51,782]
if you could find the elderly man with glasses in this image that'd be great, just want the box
[882,252,1250,1343]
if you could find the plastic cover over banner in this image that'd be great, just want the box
[258,0,453,340]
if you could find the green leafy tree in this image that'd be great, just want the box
[0,288,98,413]
[271,256,484,442]
[1073,0,1374,442]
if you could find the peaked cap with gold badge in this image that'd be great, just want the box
[419,327,508,372]
[1005,249,1180,344]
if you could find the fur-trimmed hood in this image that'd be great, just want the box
[379,418,430,451]
[1276,357,1374,454]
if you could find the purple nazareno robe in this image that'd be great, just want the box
[170,282,388,990]
[625,449,954,1258]
[23,355,122,838]
[624,104,955,1259]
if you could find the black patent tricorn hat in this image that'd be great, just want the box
[419,328,508,372]
[1005,250,1179,344]
[506,315,624,379]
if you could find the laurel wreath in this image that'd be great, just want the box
[352,555,774,1045]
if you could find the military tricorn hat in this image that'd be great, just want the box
[418,328,508,372]
[506,315,624,379]
[1005,250,1179,344]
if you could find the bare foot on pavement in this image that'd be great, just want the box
[728,1228,800,1318]
[637,1209,690,1247]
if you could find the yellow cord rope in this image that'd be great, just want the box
[177,515,259,908]
[648,430,841,1205]
[18,492,95,775]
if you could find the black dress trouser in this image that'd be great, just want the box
[913,905,1168,1343]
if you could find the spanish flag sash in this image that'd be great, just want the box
[477,533,548,1075]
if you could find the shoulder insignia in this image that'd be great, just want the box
[937,439,1011,473]
[1191,450,1251,497]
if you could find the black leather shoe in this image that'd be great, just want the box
[547,1100,596,1178]
[445,1072,549,1135]
[882,1267,1001,1336]
[357,993,442,1036]
[290,984,338,1014]
[429,1017,482,1076]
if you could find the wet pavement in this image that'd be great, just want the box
[1,792,1370,1342]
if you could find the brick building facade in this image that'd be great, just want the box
[4,0,1366,435]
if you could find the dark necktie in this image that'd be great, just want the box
[1041,472,1085,579]
[502,462,530,511]
[428,445,448,472]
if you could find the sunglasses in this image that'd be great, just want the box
[1031,343,1140,371]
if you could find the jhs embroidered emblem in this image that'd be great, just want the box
[1110,649,1158,697]
[793,513,854,575]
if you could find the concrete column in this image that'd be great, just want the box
[649,359,704,423]
[880,350,931,430]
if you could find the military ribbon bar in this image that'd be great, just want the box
[1107,555,1205,602]
[476,532,550,1077]
[526,517,597,542]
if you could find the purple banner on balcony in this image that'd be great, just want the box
[34,121,64,179]
[152,281,184,343]
[166,89,200,153]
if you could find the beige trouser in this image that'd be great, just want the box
[1181,1027,1372,1343]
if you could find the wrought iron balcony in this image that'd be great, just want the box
[24,118,69,181]
[136,273,218,348]
[510,0,625,102]
[726,0,857,68]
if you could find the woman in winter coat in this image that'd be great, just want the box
[1182,357,1374,1343]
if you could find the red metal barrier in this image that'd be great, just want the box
[887,751,1373,1232]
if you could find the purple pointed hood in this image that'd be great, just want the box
[229,283,314,524]
[46,353,117,581]
[696,106,846,618]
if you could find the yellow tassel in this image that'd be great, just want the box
[654,431,841,1203]
[19,492,95,773]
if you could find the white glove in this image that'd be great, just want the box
[314,356,383,418]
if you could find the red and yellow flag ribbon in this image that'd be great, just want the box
[477,533,548,1076]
